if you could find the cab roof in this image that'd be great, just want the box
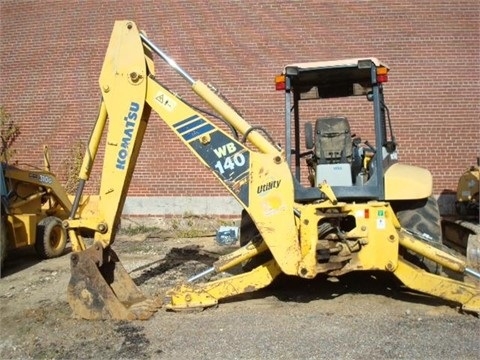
[283,58,389,99]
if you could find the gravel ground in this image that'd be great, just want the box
[0,217,479,359]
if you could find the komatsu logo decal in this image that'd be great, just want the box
[116,102,140,170]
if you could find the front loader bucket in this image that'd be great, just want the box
[67,242,161,320]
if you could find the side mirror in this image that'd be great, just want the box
[304,122,314,150]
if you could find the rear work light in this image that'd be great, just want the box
[275,74,286,90]
[376,66,388,83]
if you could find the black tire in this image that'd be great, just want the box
[35,216,67,259]
[455,201,468,218]
[391,196,442,273]
[1,215,7,273]
[239,210,272,272]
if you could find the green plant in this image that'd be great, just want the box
[120,224,160,236]
[63,141,85,194]
[175,228,213,238]
[171,218,180,230]
[0,106,20,163]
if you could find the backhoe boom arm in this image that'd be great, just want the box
[66,20,302,276]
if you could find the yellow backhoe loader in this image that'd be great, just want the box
[64,21,480,320]
[455,162,479,221]
[1,147,72,271]
[441,160,479,276]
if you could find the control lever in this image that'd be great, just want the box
[364,140,376,153]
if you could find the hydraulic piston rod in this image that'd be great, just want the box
[139,32,280,155]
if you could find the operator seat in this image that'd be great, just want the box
[311,116,353,187]
[314,116,352,165]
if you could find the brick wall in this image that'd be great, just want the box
[1,1,478,206]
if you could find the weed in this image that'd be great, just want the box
[62,141,85,194]
[171,218,180,230]
[175,228,214,238]
[0,105,20,163]
[120,224,160,236]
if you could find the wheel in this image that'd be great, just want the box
[391,195,442,273]
[1,215,7,272]
[34,216,67,259]
[392,196,442,242]
[455,201,468,218]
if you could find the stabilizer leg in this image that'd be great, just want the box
[394,258,480,313]
[165,259,282,310]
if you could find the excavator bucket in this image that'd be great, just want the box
[67,242,161,320]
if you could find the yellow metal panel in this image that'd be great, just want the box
[95,20,151,246]
[394,258,480,313]
[248,152,301,275]
[5,166,72,213]
[384,163,432,200]
[350,203,399,271]
[166,260,282,310]
[297,201,399,277]
[298,203,321,278]
[7,214,37,248]
[146,77,301,275]
[456,166,479,201]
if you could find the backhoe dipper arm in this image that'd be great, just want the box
[66,21,302,276]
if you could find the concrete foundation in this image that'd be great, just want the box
[123,194,457,217]
[123,196,242,216]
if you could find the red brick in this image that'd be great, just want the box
[0,0,478,198]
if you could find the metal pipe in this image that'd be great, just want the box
[188,267,215,283]
[285,77,292,168]
[140,32,279,155]
[69,179,85,219]
[399,231,465,273]
[293,91,301,181]
[139,33,195,85]
[69,101,108,220]
[371,64,385,200]
[79,101,108,181]
[465,267,480,280]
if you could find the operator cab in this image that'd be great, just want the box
[276,58,397,202]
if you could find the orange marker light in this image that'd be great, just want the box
[376,66,389,83]
[275,74,286,90]
[377,66,388,75]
